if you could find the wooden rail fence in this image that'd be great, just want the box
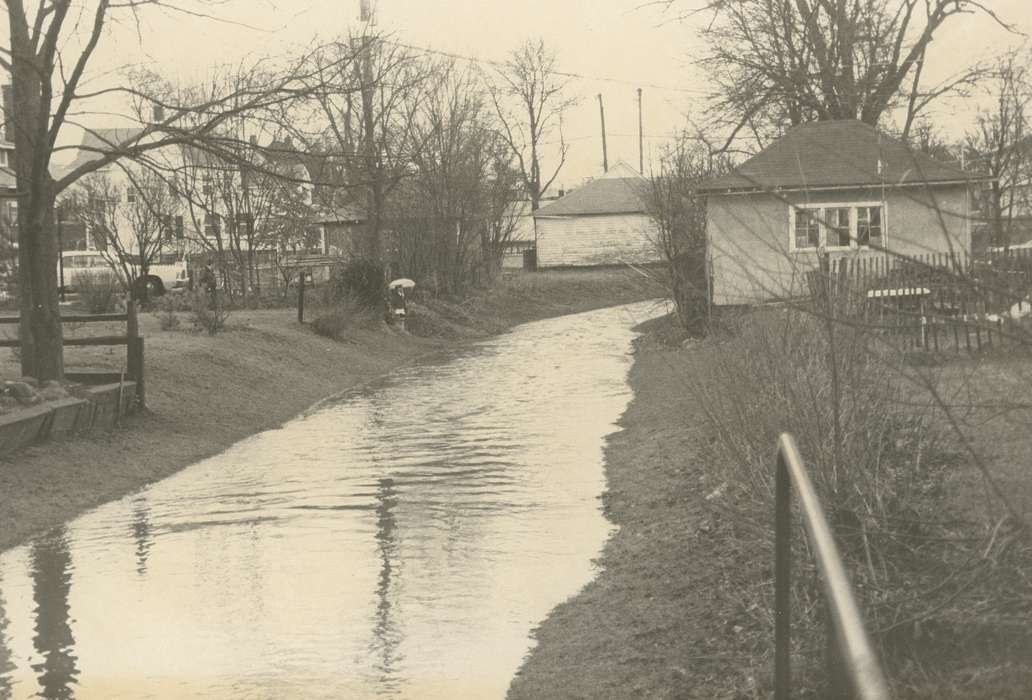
[0,301,145,405]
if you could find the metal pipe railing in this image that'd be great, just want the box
[775,432,891,700]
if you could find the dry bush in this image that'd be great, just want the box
[310,293,379,340]
[688,306,1027,694]
[74,271,122,314]
[155,296,181,331]
[190,290,229,335]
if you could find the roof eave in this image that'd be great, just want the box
[699,177,989,196]
[533,209,647,218]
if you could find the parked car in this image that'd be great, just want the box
[58,250,188,297]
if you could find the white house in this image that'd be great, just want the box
[532,161,661,268]
[58,128,321,293]
[698,120,982,305]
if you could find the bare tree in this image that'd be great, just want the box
[489,38,577,211]
[64,165,180,301]
[391,61,520,293]
[2,1,355,379]
[666,0,1011,150]
[280,33,429,260]
[645,136,731,334]
[966,52,1032,251]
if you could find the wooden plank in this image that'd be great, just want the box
[63,313,129,323]
[64,335,129,347]
[0,313,128,324]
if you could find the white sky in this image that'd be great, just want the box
[56,0,1032,184]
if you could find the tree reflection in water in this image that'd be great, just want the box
[30,529,79,700]
[0,579,14,699]
[130,498,152,577]
[371,477,401,693]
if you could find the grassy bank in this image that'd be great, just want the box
[0,267,662,553]
[509,310,1032,700]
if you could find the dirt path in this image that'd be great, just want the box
[1,268,662,553]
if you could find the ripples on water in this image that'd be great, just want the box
[0,300,664,699]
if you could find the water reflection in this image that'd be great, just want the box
[371,477,401,694]
[130,499,151,576]
[30,530,78,700]
[0,301,661,699]
[0,582,13,700]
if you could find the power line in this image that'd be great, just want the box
[386,40,709,95]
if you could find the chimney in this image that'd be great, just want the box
[152,103,165,123]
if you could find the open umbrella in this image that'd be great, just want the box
[388,278,416,290]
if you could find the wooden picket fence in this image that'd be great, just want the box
[809,250,1032,354]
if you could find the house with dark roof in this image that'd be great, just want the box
[698,120,982,305]
[532,161,661,267]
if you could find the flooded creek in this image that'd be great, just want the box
[0,301,661,699]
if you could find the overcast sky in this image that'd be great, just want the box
[59,0,1032,184]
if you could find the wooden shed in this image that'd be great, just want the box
[532,162,661,268]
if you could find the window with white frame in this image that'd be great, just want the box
[789,202,886,252]
[793,208,821,250]
[857,205,883,247]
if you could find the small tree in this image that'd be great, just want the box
[489,38,577,211]
[645,138,729,335]
[65,166,179,302]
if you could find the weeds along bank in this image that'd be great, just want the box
[0,267,664,553]
[509,307,1032,700]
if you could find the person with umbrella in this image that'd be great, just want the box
[387,278,415,324]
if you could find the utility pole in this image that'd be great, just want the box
[637,88,644,174]
[597,93,608,174]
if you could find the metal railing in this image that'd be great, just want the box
[775,433,890,700]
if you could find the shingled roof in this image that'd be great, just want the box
[699,120,975,194]
[534,162,648,217]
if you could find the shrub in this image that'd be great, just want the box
[684,306,996,692]
[310,293,377,339]
[325,259,384,311]
[155,296,181,331]
[74,271,122,314]
[190,289,229,335]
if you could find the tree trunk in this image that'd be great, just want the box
[17,191,63,379]
[9,19,63,379]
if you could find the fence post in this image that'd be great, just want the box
[297,268,306,324]
[125,300,144,408]
[127,299,138,339]
[128,337,145,408]
[774,447,791,700]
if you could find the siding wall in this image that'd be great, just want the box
[535,213,661,267]
[707,185,971,305]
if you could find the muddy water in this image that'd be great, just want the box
[0,300,662,699]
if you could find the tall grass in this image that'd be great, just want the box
[688,306,1025,694]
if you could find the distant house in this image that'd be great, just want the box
[500,201,535,269]
[315,204,369,257]
[698,120,982,305]
[532,161,661,268]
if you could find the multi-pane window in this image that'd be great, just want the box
[791,203,885,251]
[857,206,883,247]
[793,208,821,249]
[830,208,851,247]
